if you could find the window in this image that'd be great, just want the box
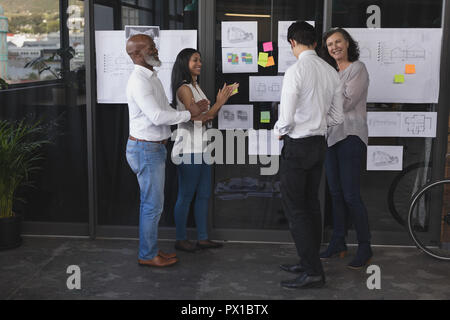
[0,0,63,84]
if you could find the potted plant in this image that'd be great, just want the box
[0,120,49,250]
[0,77,8,90]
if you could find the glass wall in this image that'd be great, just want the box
[94,0,199,228]
[329,0,443,241]
[0,0,88,224]
[213,0,324,230]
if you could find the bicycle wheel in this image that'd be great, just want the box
[388,162,432,226]
[407,179,450,261]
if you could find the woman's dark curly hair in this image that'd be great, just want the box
[320,28,360,70]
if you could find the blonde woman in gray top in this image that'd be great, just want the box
[320,28,372,269]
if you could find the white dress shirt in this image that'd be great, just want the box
[274,50,344,139]
[126,65,191,141]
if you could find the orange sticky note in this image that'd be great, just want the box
[266,56,275,67]
[405,64,416,74]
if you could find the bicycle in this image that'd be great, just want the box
[407,179,450,260]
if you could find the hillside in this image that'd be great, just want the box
[0,0,59,16]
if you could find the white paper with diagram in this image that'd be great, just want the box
[221,21,258,48]
[367,146,403,171]
[221,47,258,73]
[218,105,254,130]
[346,28,442,103]
[249,76,283,102]
[368,112,437,137]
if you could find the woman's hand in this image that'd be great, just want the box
[216,82,238,106]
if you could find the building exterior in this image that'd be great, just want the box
[0,5,8,79]
[0,0,449,248]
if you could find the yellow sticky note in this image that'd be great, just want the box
[258,52,269,61]
[266,56,275,67]
[405,64,416,74]
[258,52,269,67]
[228,85,238,96]
[258,60,267,67]
[394,74,405,83]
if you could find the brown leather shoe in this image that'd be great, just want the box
[158,250,177,259]
[174,240,197,252]
[138,255,178,267]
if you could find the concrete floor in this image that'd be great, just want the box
[1,236,449,300]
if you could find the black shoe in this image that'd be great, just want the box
[196,240,224,249]
[174,240,197,253]
[348,243,373,270]
[280,272,325,289]
[279,263,305,274]
[319,237,347,259]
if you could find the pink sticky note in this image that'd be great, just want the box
[263,42,273,52]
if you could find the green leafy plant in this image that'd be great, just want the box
[0,78,8,90]
[0,120,49,219]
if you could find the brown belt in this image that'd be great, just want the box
[129,136,167,145]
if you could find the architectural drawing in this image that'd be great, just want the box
[249,76,283,102]
[227,26,254,44]
[367,146,403,171]
[403,114,433,135]
[221,22,257,48]
[372,151,399,167]
[218,105,253,130]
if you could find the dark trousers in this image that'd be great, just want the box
[280,135,326,276]
[325,135,371,244]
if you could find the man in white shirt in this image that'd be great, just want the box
[125,34,210,268]
[274,21,344,289]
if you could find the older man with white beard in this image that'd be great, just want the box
[125,34,211,267]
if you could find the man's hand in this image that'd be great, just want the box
[195,99,210,112]
[189,98,210,117]
[191,112,214,124]
[278,135,284,140]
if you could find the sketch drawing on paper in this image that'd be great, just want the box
[255,82,280,95]
[237,111,248,121]
[372,151,399,167]
[404,114,433,135]
[223,110,235,121]
[227,26,254,44]
[103,54,133,75]
[377,41,426,64]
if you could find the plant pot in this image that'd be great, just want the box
[0,214,23,250]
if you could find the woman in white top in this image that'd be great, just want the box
[170,48,237,252]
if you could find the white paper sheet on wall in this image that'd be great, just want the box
[218,105,254,130]
[221,47,258,73]
[368,112,437,137]
[222,21,258,48]
[96,30,134,104]
[155,62,175,104]
[346,28,442,103]
[96,30,197,104]
[400,112,437,137]
[278,21,315,47]
[248,130,283,155]
[278,46,297,73]
[249,76,283,102]
[367,146,403,171]
[159,30,197,63]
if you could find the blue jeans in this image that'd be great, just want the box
[126,139,166,260]
[325,135,371,244]
[174,154,211,241]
